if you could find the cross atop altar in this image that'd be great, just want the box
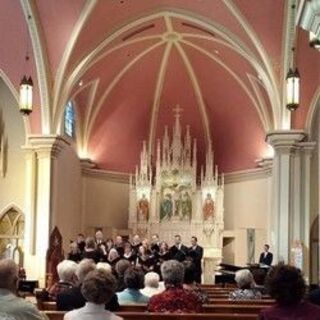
[129,106,224,283]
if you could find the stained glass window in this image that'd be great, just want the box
[64,101,75,137]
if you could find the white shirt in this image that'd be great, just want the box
[64,302,122,320]
[140,286,164,298]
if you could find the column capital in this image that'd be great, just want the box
[266,130,306,153]
[25,135,70,159]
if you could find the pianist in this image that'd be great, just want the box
[259,244,273,266]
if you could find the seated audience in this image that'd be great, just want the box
[114,259,131,292]
[140,272,164,298]
[83,237,101,263]
[260,264,320,320]
[57,259,119,312]
[117,267,149,304]
[0,259,45,320]
[57,259,96,310]
[64,269,122,320]
[48,260,78,301]
[182,261,208,303]
[229,269,262,300]
[67,242,82,263]
[148,260,202,313]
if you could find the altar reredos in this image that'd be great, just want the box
[129,106,224,282]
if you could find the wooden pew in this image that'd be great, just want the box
[43,311,259,320]
[39,302,271,313]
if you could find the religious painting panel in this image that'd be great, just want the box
[159,168,192,221]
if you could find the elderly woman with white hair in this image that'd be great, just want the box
[229,269,262,300]
[148,260,202,313]
[47,260,78,300]
[140,272,164,297]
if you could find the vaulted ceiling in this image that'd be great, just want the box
[0,0,319,173]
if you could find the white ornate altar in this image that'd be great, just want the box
[129,107,224,283]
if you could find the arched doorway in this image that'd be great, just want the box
[0,205,24,266]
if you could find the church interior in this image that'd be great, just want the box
[0,1,320,317]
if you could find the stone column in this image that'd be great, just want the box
[23,135,65,285]
[266,130,306,263]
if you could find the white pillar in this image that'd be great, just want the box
[23,135,65,286]
[266,130,306,263]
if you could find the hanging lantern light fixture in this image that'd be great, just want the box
[19,27,33,116]
[19,73,33,115]
[286,47,300,111]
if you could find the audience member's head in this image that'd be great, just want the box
[0,259,18,292]
[124,267,145,290]
[96,262,112,273]
[174,235,182,246]
[115,259,131,277]
[81,269,116,305]
[85,237,96,250]
[57,260,78,284]
[161,260,184,287]
[76,259,96,283]
[144,272,160,289]
[235,269,255,289]
[183,260,196,284]
[265,264,306,306]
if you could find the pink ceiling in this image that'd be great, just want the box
[0,1,319,174]
[0,0,41,133]
[36,0,86,77]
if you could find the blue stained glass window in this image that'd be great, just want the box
[64,101,75,137]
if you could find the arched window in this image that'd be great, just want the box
[64,101,75,138]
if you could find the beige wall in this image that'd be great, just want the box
[224,175,271,266]
[52,141,82,253]
[82,174,129,234]
[0,79,25,214]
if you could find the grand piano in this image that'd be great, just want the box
[215,263,270,286]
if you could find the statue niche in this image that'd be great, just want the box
[129,106,224,283]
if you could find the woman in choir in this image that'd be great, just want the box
[106,238,114,254]
[123,242,136,264]
[107,248,121,268]
[136,245,154,273]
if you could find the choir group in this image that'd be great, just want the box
[68,232,203,283]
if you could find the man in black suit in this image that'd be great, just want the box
[169,235,188,262]
[187,236,203,283]
[259,244,273,266]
